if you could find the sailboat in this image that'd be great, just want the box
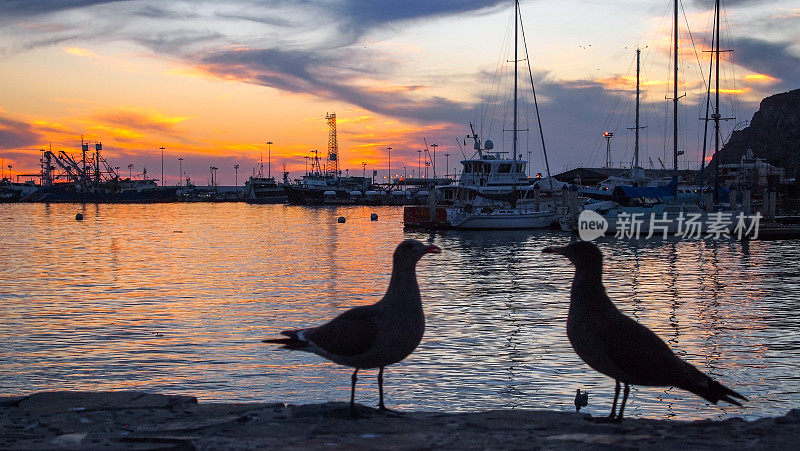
[581,0,740,237]
[443,0,559,230]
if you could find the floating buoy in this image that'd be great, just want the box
[370,213,378,221]
[337,216,346,223]
[75,213,84,221]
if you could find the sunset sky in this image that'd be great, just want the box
[1,0,798,185]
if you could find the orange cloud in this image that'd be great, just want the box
[711,88,750,95]
[63,47,99,58]
[744,73,779,84]
[594,75,635,90]
[93,108,192,135]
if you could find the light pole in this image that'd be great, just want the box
[178,158,183,186]
[234,164,239,187]
[527,151,532,176]
[430,143,438,178]
[603,132,613,169]
[444,153,450,178]
[266,141,273,179]
[159,147,166,186]
[362,161,366,178]
[386,146,392,185]
[417,149,422,178]
[128,163,133,179]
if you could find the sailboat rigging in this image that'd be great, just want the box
[441,0,560,229]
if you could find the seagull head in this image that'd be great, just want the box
[543,241,603,272]
[394,239,441,267]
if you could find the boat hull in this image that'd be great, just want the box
[448,208,558,230]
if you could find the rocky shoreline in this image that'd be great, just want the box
[2,391,798,449]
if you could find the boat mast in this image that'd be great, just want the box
[518,8,553,189]
[672,0,679,183]
[635,48,640,171]
[512,0,518,173]
[712,0,721,202]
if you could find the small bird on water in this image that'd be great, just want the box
[574,389,589,412]
[263,239,441,415]
[544,241,746,421]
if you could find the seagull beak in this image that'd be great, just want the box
[543,246,567,255]
[424,245,441,254]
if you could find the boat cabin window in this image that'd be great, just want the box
[498,163,512,173]
[483,163,492,173]
[463,162,472,173]
[515,163,525,173]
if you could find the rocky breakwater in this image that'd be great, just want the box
[2,391,800,449]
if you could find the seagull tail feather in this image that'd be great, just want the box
[261,330,308,350]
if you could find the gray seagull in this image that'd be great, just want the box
[544,241,746,421]
[263,239,440,414]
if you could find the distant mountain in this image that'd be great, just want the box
[709,88,800,179]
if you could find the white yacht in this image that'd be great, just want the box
[436,0,559,230]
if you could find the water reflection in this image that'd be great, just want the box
[0,203,798,420]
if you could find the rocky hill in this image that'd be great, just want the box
[710,88,800,179]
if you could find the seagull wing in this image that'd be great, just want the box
[597,312,689,387]
[305,305,380,357]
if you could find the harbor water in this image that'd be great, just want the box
[1,203,798,420]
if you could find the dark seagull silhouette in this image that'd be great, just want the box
[263,239,440,415]
[544,241,746,421]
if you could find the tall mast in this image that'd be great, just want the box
[512,0,518,169]
[635,47,641,170]
[673,0,679,181]
[712,0,721,202]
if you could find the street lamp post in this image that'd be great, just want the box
[527,151,532,176]
[430,143,438,178]
[444,153,450,178]
[128,163,133,179]
[159,147,166,186]
[603,132,614,169]
[266,141,273,179]
[178,158,183,186]
[387,147,392,185]
[417,149,422,178]
[234,164,240,187]
[362,161,366,178]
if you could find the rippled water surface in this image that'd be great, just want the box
[1,203,799,420]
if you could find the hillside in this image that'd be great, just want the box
[710,88,800,180]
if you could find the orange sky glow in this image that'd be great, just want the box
[1,0,798,184]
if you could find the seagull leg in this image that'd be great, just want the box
[609,380,621,419]
[378,366,386,410]
[589,380,621,423]
[349,368,359,416]
[615,383,631,422]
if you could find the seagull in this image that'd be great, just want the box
[544,241,746,421]
[263,239,441,415]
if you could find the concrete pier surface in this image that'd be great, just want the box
[2,391,798,450]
